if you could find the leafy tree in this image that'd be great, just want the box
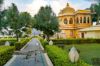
[6,3,33,40]
[0,0,3,8]
[85,0,100,24]
[0,10,4,30]
[90,3,100,24]
[0,0,3,4]
[6,3,21,41]
[4,3,33,40]
[0,0,4,30]
[34,6,59,40]
[94,3,100,24]
[1,10,9,28]
[19,12,32,27]
[89,4,98,22]
[19,12,32,37]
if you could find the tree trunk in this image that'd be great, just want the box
[47,35,50,41]
[16,33,19,41]
[43,34,45,39]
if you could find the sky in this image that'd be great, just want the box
[2,0,93,16]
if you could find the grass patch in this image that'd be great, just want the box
[65,44,100,64]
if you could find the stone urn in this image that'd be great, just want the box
[68,46,79,63]
[5,41,10,46]
[49,40,53,45]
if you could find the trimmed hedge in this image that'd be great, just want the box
[15,38,31,50]
[46,45,91,66]
[0,46,15,66]
[0,38,17,46]
[52,38,100,45]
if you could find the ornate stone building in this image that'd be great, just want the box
[58,3,92,38]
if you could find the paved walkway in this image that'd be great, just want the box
[4,38,47,66]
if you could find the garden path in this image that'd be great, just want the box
[4,38,47,66]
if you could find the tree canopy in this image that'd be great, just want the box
[0,0,4,30]
[94,3,100,24]
[34,6,59,40]
[19,12,33,37]
[0,0,3,8]
[89,2,100,24]
[5,3,33,40]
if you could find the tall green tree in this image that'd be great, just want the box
[0,0,4,30]
[90,3,100,24]
[0,0,3,8]
[0,0,3,4]
[19,12,32,37]
[34,6,59,40]
[6,3,33,40]
[6,3,21,41]
[85,0,100,24]
[89,4,98,22]
[94,3,100,24]
[0,10,8,29]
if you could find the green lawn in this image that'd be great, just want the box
[65,44,100,64]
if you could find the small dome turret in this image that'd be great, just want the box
[59,3,75,15]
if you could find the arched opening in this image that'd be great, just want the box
[84,17,86,23]
[76,17,79,24]
[64,18,68,24]
[69,18,73,24]
[87,17,90,23]
[80,17,82,23]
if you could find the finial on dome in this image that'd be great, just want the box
[67,3,69,7]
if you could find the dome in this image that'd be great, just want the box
[59,3,75,15]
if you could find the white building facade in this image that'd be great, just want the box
[80,25,100,38]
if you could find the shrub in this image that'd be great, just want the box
[46,45,91,66]
[15,38,31,50]
[0,38,17,46]
[46,45,68,66]
[0,46,15,66]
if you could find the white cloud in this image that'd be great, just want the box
[26,0,48,16]
[2,0,13,9]
[25,0,72,16]
[26,0,91,16]
[2,0,92,16]
[50,0,66,15]
[2,0,27,12]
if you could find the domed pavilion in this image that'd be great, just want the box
[58,3,92,38]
